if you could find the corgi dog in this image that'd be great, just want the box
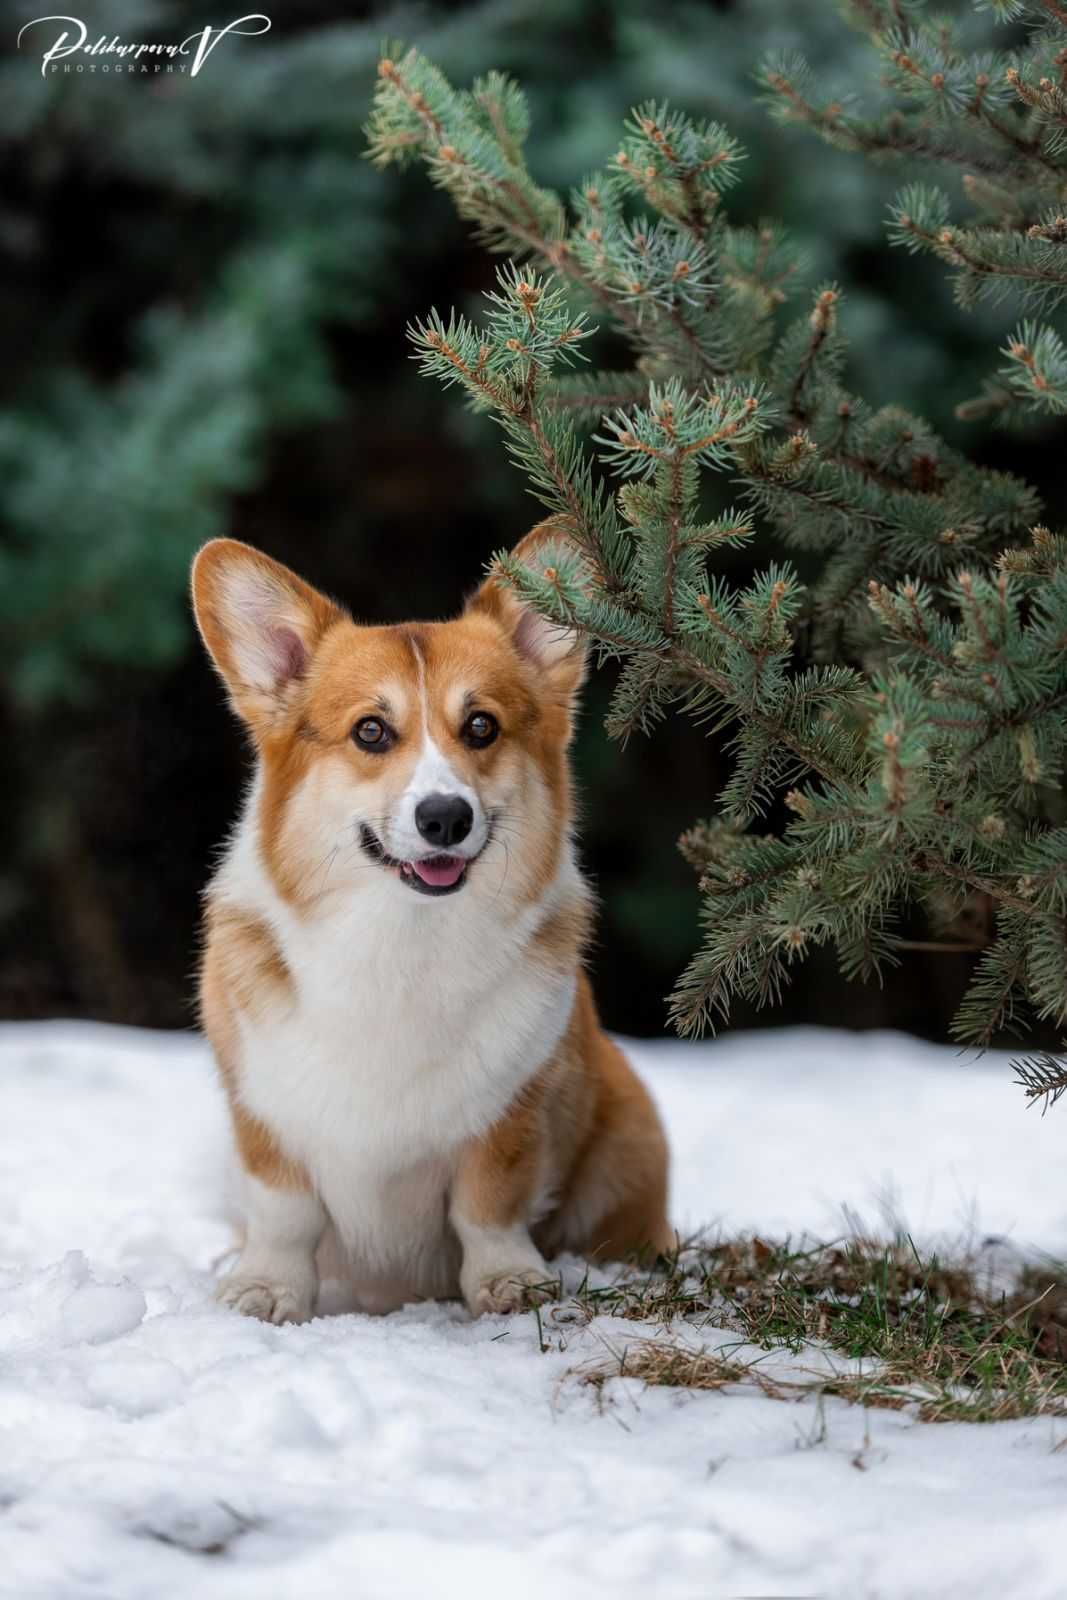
[191,526,673,1323]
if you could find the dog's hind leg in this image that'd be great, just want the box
[550,1035,676,1264]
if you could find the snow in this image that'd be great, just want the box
[1,1019,1065,1599]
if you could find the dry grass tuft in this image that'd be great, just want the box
[578,1339,757,1394]
[564,1234,1067,1423]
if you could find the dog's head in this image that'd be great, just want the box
[191,529,586,909]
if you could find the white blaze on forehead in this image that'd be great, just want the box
[405,636,474,806]
[386,635,487,860]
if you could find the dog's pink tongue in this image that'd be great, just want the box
[410,855,466,888]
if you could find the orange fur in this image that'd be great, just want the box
[453,973,674,1263]
[199,908,309,1190]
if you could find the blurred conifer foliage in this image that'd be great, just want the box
[368,0,1067,1098]
[758,0,1067,419]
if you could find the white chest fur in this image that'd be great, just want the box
[213,804,578,1292]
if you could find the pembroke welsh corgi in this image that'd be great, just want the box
[191,525,673,1322]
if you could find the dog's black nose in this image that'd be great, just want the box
[415,794,473,849]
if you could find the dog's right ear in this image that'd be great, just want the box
[465,519,589,710]
[191,539,344,731]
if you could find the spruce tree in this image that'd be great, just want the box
[367,0,1067,1105]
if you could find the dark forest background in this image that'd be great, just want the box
[2,0,1063,1038]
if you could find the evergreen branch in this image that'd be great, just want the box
[760,57,1060,183]
[788,287,839,424]
[1000,320,1067,411]
[670,644,856,786]
[891,206,1067,308]
[523,409,608,567]
[370,48,646,340]
[541,371,651,420]
[662,453,685,633]
[917,854,1040,919]
[1013,1051,1067,1111]
[952,913,1029,1046]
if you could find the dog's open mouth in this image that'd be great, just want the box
[359,825,471,897]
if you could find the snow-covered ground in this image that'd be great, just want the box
[1,1020,1065,1600]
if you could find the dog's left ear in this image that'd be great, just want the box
[466,520,588,705]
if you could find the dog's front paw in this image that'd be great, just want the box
[216,1273,315,1325]
[467,1266,558,1318]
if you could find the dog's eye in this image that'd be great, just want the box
[353,717,392,751]
[463,711,499,749]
